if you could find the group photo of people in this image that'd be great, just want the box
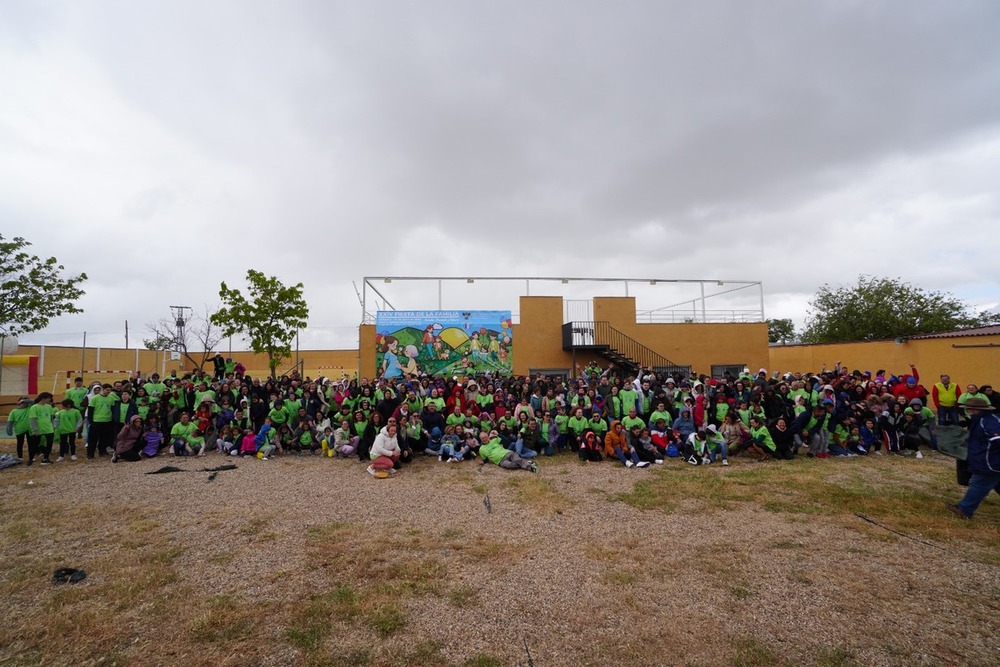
[4,359,999,517]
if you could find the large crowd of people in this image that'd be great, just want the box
[5,360,999,516]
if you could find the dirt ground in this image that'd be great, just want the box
[0,444,997,667]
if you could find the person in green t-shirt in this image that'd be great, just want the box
[65,377,88,410]
[55,399,83,461]
[170,412,197,456]
[27,392,57,466]
[87,384,117,459]
[621,408,646,433]
[6,397,34,460]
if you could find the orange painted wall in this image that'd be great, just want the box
[12,344,359,403]
[591,297,769,375]
[512,296,575,375]
[769,336,1000,387]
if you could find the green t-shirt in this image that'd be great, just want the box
[65,386,88,409]
[750,425,776,452]
[618,388,638,414]
[567,415,590,436]
[56,408,82,435]
[554,414,569,434]
[143,382,167,402]
[89,393,115,423]
[28,403,55,435]
[649,410,673,427]
[8,407,31,435]
[170,422,196,443]
[588,418,608,438]
[621,415,646,432]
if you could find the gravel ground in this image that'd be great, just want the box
[1,447,998,667]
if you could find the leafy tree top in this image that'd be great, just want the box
[800,275,999,344]
[211,270,309,376]
[0,234,88,336]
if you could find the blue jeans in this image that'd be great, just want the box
[708,441,729,462]
[937,406,959,426]
[613,446,640,466]
[957,472,1000,517]
[510,438,537,458]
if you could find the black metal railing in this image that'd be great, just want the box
[562,321,687,375]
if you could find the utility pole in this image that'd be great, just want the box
[170,305,192,365]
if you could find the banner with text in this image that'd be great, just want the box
[375,310,513,378]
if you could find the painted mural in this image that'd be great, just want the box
[375,310,513,378]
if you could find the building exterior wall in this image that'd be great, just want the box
[768,336,1000,387]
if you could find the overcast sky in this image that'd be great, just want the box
[3,0,999,352]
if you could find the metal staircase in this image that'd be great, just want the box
[561,321,689,377]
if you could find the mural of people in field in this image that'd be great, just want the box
[375,310,513,378]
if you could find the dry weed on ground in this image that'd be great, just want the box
[0,442,997,667]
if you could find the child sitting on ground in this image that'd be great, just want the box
[439,425,468,462]
[333,420,355,457]
[142,422,164,458]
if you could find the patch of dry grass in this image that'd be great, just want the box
[0,448,997,666]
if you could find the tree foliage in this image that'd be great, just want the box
[0,234,88,336]
[800,275,999,343]
[767,318,796,344]
[211,270,309,378]
[143,306,223,371]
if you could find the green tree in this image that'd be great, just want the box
[0,234,88,335]
[800,275,999,343]
[211,270,309,378]
[767,318,796,344]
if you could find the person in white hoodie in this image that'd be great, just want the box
[368,422,401,478]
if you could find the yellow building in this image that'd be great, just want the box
[768,325,1000,386]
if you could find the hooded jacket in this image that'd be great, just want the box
[603,421,629,458]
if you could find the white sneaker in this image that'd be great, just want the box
[704,458,712,465]
[875,450,884,456]
[636,461,650,469]
[722,459,729,466]
[654,459,664,465]
[56,457,64,462]
[70,455,77,461]
[915,451,923,460]
[262,456,269,460]
[367,465,376,476]
[625,460,634,468]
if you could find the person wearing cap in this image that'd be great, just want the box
[948,397,1000,519]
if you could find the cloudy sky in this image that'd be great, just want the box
[3,0,999,351]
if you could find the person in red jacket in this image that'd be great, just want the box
[891,365,929,405]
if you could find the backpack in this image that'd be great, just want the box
[666,443,679,458]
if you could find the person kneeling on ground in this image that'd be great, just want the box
[747,416,776,462]
[368,422,401,477]
[478,431,538,473]
[112,415,145,462]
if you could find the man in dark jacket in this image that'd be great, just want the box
[948,398,1000,519]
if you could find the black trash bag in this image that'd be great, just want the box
[52,568,87,584]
